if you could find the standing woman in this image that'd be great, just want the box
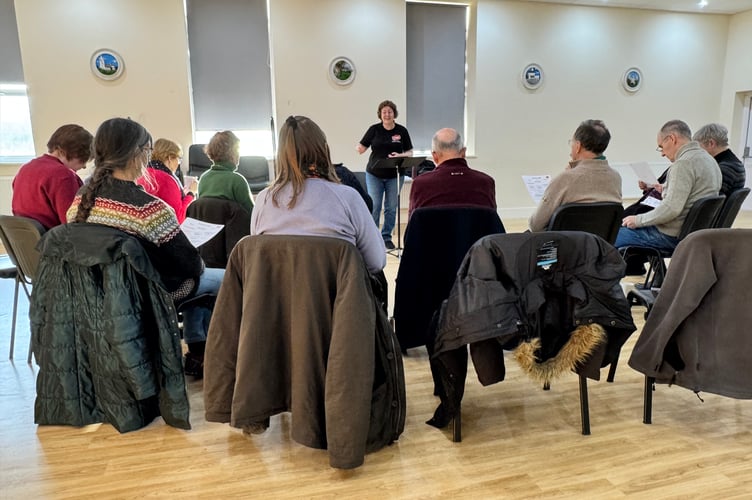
[137,138,197,223]
[68,118,223,377]
[356,100,413,250]
[253,115,385,273]
[197,131,254,214]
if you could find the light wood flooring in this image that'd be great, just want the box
[1,214,751,499]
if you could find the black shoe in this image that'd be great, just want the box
[624,263,646,276]
[184,352,204,379]
[384,240,396,250]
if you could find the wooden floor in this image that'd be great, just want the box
[2,215,752,499]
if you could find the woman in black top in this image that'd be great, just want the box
[356,100,413,249]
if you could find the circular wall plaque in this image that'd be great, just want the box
[91,49,124,81]
[521,63,543,90]
[329,57,355,86]
[623,67,642,93]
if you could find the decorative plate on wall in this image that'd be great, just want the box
[521,63,543,90]
[329,57,355,86]
[623,67,642,93]
[91,49,124,81]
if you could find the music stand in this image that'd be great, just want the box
[371,156,426,258]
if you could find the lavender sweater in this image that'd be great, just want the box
[251,179,386,272]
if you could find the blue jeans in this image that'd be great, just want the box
[181,267,224,344]
[366,172,404,242]
[614,226,680,254]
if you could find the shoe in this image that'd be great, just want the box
[624,263,646,276]
[384,240,396,250]
[184,352,204,379]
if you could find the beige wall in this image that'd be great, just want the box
[720,9,752,150]
[472,1,730,216]
[268,0,407,172]
[3,0,748,217]
[13,0,194,155]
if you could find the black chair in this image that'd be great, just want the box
[237,156,271,194]
[624,194,725,317]
[352,171,367,193]
[547,202,623,245]
[187,144,212,177]
[0,215,47,363]
[185,197,251,268]
[713,187,750,228]
[394,207,505,351]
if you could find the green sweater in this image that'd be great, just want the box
[197,161,254,214]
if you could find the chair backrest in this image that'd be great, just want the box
[352,171,367,193]
[186,197,251,268]
[394,206,505,350]
[546,202,623,245]
[237,156,271,194]
[187,144,212,177]
[676,194,726,240]
[0,215,46,284]
[713,187,750,228]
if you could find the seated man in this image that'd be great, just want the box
[12,124,93,229]
[616,120,721,253]
[528,119,622,232]
[693,123,746,197]
[408,128,495,217]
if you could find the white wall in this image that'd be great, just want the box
[13,0,194,156]
[472,1,730,217]
[268,0,406,172]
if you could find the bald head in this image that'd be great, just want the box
[431,128,465,164]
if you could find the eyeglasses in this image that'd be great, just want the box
[656,135,671,152]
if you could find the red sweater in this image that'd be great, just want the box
[12,154,83,229]
[136,163,194,223]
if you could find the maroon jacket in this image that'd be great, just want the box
[408,157,496,217]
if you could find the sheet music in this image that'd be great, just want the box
[522,175,551,204]
[630,161,659,187]
[180,217,224,248]
[640,194,662,208]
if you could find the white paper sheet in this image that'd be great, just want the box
[180,217,224,248]
[522,175,551,204]
[640,195,662,208]
[630,161,659,187]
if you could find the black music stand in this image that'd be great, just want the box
[371,156,426,258]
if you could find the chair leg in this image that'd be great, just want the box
[643,376,655,424]
[19,281,33,364]
[579,375,590,436]
[543,381,550,390]
[606,352,619,382]
[9,277,20,360]
[452,404,462,443]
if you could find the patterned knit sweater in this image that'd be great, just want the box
[67,178,203,300]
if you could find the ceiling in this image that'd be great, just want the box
[518,0,752,15]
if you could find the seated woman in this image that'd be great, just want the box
[136,138,196,223]
[197,131,254,214]
[68,117,223,377]
[252,115,385,273]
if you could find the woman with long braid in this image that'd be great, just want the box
[251,115,385,272]
[68,117,223,378]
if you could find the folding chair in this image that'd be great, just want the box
[713,187,750,228]
[0,215,47,363]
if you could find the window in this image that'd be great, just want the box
[406,2,467,152]
[0,84,34,162]
[186,0,274,157]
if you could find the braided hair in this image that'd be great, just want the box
[270,115,339,208]
[74,118,152,223]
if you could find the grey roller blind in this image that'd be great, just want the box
[0,0,25,83]
[406,2,466,151]
[186,0,272,131]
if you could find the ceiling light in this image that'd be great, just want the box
[698,0,708,7]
